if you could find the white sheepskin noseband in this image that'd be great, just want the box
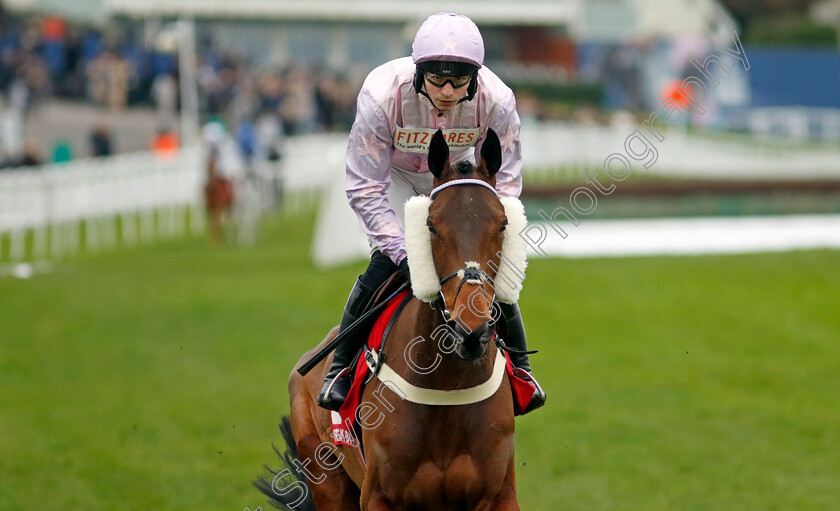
[403,194,528,304]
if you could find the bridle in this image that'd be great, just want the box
[427,178,498,324]
[433,265,493,323]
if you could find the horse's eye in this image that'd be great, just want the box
[427,221,438,236]
[498,219,508,235]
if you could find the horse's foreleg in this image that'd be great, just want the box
[487,489,520,511]
[361,491,396,511]
[208,210,223,242]
[294,430,361,510]
[484,471,520,511]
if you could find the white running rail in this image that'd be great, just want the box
[0,146,203,263]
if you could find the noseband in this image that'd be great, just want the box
[427,179,498,323]
[433,264,492,322]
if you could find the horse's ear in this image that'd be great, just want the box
[480,128,502,177]
[428,129,449,179]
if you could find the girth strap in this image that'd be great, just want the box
[364,349,506,406]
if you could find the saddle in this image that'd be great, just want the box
[363,271,408,318]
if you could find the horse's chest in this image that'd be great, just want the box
[365,391,515,506]
[371,450,509,508]
[403,456,487,504]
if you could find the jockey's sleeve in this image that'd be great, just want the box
[345,88,406,265]
[480,88,523,198]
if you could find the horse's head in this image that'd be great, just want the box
[408,129,508,361]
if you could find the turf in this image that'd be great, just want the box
[1,211,838,510]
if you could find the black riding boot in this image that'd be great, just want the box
[499,301,547,414]
[317,277,376,411]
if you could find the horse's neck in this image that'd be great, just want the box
[390,298,498,391]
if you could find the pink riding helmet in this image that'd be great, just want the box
[411,13,485,69]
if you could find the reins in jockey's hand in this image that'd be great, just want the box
[297,281,410,376]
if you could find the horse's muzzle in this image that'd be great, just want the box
[451,321,493,361]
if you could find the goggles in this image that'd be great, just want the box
[424,71,473,89]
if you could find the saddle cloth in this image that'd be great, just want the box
[330,289,539,455]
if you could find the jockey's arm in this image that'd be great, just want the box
[345,89,406,266]
[480,89,524,199]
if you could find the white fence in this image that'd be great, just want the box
[0,135,339,264]
[721,107,840,142]
[4,123,840,265]
[0,147,203,263]
[278,132,347,212]
[520,121,840,182]
[281,123,840,196]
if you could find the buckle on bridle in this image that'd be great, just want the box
[431,292,451,319]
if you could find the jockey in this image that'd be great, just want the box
[318,13,546,414]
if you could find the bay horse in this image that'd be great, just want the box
[204,147,234,243]
[258,128,528,510]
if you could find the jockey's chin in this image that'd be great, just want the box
[425,83,468,111]
[434,99,459,111]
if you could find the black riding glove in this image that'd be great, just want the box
[398,257,411,282]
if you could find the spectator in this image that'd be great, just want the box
[150,126,179,158]
[19,139,43,166]
[151,72,178,127]
[89,122,113,157]
[86,50,129,109]
[0,12,378,161]
[52,140,72,163]
[0,94,23,165]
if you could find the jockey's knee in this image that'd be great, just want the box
[359,250,398,290]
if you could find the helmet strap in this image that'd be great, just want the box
[464,73,478,102]
[413,66,425,94]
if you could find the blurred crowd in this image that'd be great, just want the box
[0,13,363,169]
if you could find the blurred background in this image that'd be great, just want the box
[1,1,838,510]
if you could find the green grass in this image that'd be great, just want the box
[1,212,839,510]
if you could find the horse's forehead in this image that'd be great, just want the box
[452,160,476,176]
[430,186,502,219]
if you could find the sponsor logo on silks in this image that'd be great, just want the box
[393,127,480,154]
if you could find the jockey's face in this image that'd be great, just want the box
[424,74,470,111]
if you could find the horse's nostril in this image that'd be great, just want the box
[477,323,493,344]
[452,321,491,346]
[450,319,491,360]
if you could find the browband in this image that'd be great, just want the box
[430,179,497,199]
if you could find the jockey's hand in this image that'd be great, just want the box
[399,258,411,283]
